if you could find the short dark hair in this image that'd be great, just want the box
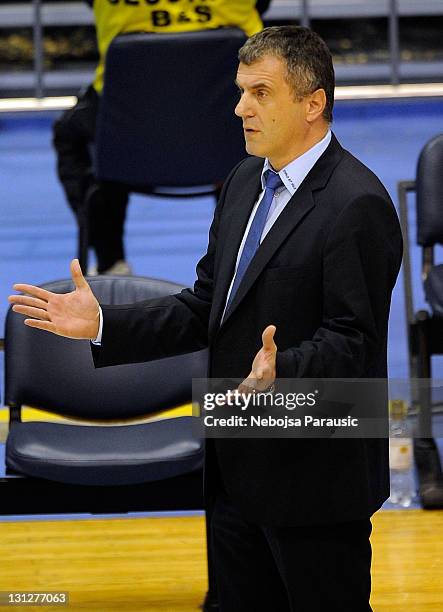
[238,26,335,123]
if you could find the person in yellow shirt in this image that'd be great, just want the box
[53,0,270,275]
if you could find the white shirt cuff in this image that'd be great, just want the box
[91,306,103,345]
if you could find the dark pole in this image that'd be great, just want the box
[389,0,400,85]
[301,0,310,28]
[33,0,44,98]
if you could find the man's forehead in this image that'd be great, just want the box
[236,56,285,85]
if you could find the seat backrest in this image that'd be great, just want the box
[95,28,247,187]
[5,276,208,420]
[416,133,443,247]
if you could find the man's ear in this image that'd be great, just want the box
[306,89,327,123]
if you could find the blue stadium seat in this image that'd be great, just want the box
[77,28,247,270]
[4,275,206,486]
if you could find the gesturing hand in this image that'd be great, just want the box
[8,259,100,340]
[238,325,277,394]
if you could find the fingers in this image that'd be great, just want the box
[254,325,277,379]
[11,304,50,321]
[71,258,89,290]
[262,325,277,352]
[24,319,57,333]
[8,295,48,310]
[12,284,50,302]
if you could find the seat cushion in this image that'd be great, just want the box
[424,264,443,318]
[6,417,203,486]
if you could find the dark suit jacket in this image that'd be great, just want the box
[93,134,403,526]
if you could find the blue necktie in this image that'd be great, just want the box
[225,169,283,315]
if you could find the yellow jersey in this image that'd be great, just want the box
[92,0,264,93]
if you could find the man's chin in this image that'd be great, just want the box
[244,141,266,158]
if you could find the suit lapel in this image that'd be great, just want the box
[220,182,315,327]
[213,133,345,330]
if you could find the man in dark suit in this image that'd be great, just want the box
[10,26,402,612]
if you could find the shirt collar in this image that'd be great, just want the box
[261,130,332,196]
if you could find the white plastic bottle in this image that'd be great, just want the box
[389,399,415,507]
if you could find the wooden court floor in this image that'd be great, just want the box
[0,510,441,611]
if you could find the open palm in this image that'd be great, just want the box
[8,259,100,340]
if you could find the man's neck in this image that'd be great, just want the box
[270,125,330,171]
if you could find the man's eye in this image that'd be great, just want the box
[256,90,267,99]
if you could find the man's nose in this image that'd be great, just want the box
[235,93,251,118]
